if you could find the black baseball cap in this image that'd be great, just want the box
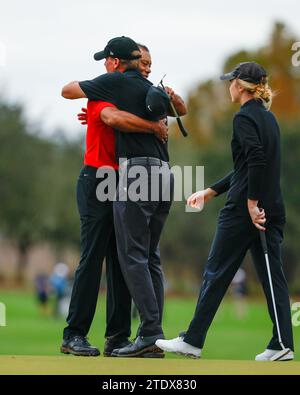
[146,86,170,120]
[220,62,267,84]
[94,36,141,61]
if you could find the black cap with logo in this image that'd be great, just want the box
[146,86,170,120]
[220,62,267,84]
[94,36,141,61]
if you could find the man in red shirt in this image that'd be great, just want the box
[61,38,173,357]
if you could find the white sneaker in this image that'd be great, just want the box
[155,337,201,359]
[255,348,294,361]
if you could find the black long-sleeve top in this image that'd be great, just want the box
[210,99,285,216]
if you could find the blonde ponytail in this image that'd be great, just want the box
[237,77,273,110]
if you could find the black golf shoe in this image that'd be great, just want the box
[60,335,100,357]
[104,338,132,357]
[111,335,165,358]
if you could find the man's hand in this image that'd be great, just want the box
[77,108,88,125]
[248,199,266,231]
[187,188,217,210]
[153,119,168,143]
[164,86,176,100]
[164,86,187,116]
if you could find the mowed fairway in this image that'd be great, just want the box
[0,291,299,374]
[0,355,299,375]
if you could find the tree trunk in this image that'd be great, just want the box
[15,241,30,286]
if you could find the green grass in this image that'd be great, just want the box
[0,290,299,372]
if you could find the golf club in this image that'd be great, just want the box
[158,75,188,137]
[259,230,292,361]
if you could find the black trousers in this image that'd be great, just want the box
[63,166,131,341]
[184,205,294,351]
[113,161,174,337]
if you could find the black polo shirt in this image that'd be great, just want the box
[210,99,285,216]
[79,70,169,162]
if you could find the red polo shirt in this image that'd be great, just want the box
[84,101,118,169]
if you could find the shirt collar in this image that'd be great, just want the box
[124,69,142,76]
[240,98,263,109]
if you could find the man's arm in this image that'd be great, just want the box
[61,81,86,99]
[209,171,234,196]
[165,87,187,116]
[62,73,122,101]
[101,107,168,142]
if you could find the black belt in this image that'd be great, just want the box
[123,157,170,168]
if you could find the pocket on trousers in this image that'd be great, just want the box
[77,176,97,217]
[82,175,97,199]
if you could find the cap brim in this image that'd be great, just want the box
[220,71,236,81]
[94,50,105,61]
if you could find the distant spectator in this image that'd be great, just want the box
[231,268,247,297]
[34,273,50,315]
[231,268,248,319]
[49,263,70,318]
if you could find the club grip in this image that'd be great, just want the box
[176,117,188,137]
[259,230,268,254]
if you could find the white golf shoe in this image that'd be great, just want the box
[255,348,294,361]
[155,337,201,359]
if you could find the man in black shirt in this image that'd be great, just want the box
[63,36,186,357]
[78,58,173,358]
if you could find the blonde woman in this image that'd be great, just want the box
[156,62,294,361]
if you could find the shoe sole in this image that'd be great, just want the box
[111,345,164,358]
[175,352,200,359]
[271,349,294,361]
[158,347,200,359]
[140,352,165,358]
[104,351,165,358]
[60,346,100,357]
[255,349,294,362]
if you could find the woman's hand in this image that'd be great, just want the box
[187,188,217,210]
[248,200,266,231]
